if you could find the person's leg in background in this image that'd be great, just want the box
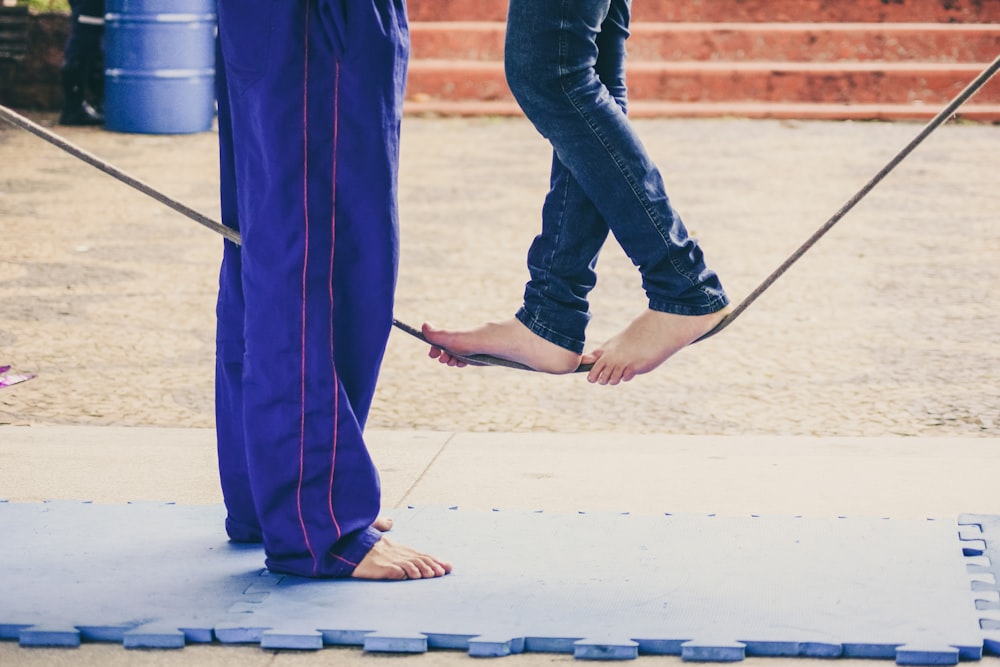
[60,0,104,126]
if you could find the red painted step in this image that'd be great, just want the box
[404,1,1000,120]
[406,0,1000,23]
[403,99,1000,122]
[411,22,1000,64]
[407,59,1000,106]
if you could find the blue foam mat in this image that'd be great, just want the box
[0,501,995,663]
[0,501,266,647]
[229,507,992,663]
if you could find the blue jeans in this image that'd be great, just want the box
[507,0,728,354]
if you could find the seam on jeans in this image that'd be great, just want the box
[556,1,704,296]
[524,0,587,345]
[327,58,343,544]
[297,0,319,577]
[558,0,570,76]
[537,155,572,306]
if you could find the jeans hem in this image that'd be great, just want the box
[648,294,730,317]
[515,307,585,354]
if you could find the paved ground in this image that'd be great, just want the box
[0,112,999,666]
[1,113,998,435]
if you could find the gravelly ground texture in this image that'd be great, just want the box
[1,114,997,436]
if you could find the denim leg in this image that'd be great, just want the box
[516,1,634,354]
[516,153,608,354]
[506,0,728,325]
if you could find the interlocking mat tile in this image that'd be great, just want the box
[959,514,1000,655]
[0,502,995,663]
[229,507,993,664]
[0,501,266,648]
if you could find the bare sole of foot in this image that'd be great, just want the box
[373,516,393,532]
[582,306,731,385]
[351,536,453,581]
[422,318,581,374]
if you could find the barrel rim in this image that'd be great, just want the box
[105,68,215,79]
[104,12,216,22]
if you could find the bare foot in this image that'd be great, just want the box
[422,318,581,374]
[582,307,730,385]
[351,536,452,581]
[373,516,393,532]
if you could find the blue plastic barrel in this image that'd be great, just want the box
[103,0,216,134]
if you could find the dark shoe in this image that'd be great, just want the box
[59,100,104,126]
[59,64,104,126]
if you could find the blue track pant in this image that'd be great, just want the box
[214,0,409,578]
